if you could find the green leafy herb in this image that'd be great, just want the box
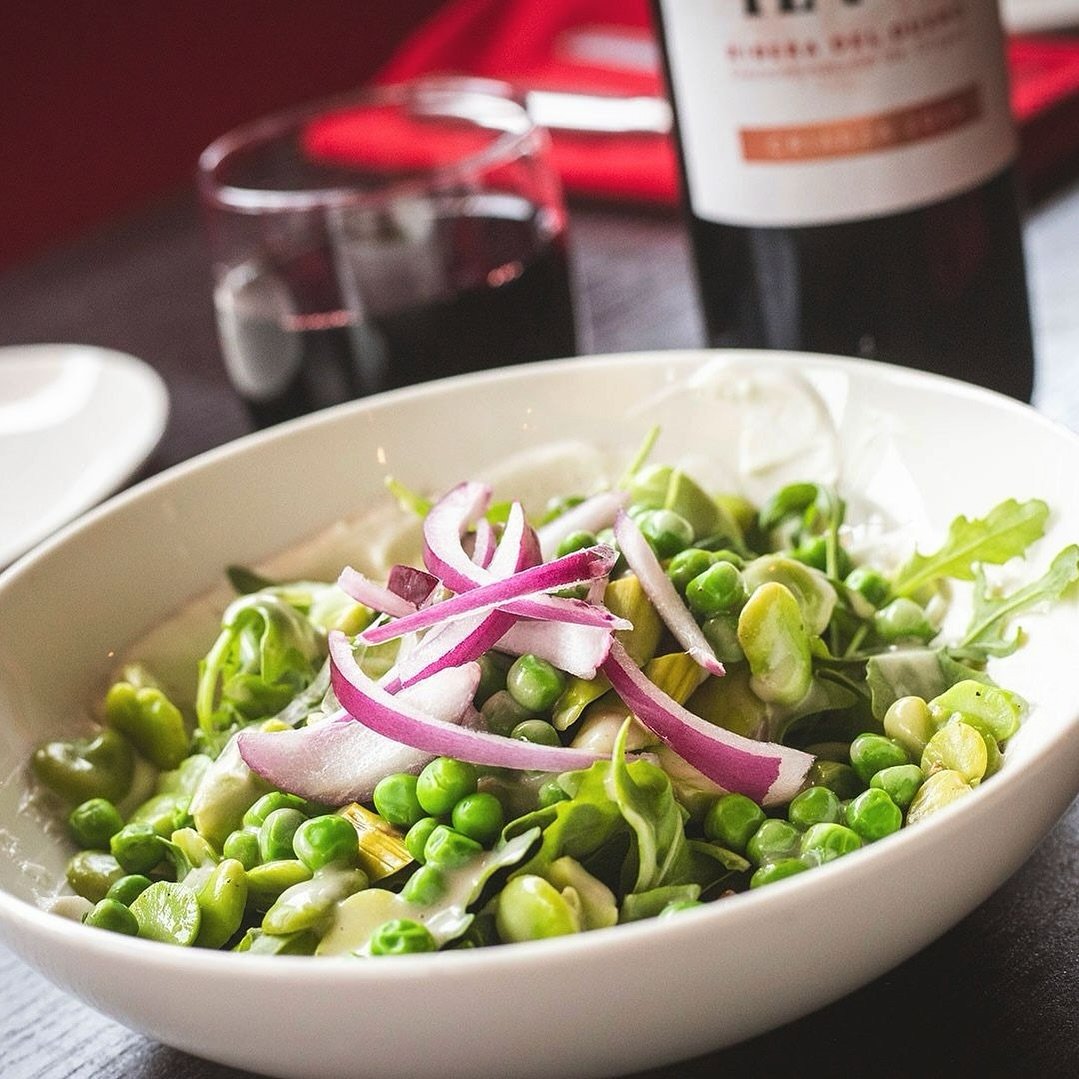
[866,649,991,722]
[891,499,1049,598]
[952,544,1079,662]
[384,475,432,518]
[226,565,277,595]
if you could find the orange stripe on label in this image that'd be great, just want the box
[739,85,983,163]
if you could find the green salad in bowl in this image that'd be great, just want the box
[5,351,1079,1079]
[31,437,1078,958]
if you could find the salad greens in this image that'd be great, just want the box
[30,452,1078,956]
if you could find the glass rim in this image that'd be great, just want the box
[197,77,544,214]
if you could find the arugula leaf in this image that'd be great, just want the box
[891,499,1048,597]
[226,564,277,595]
[951,544,1079,662]
[383,475,432,518]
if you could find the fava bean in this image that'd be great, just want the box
[130,881,201,946]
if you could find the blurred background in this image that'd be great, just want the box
[6,0,1079,273]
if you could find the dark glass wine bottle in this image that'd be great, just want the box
[652,1,1035,401]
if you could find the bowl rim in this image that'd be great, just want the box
[2,347,1078,981]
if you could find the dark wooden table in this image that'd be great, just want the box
[2,184,1079,1078]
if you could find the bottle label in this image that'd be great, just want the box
[656,0,1017,227]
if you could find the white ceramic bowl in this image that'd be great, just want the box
[2,350,1078,1079]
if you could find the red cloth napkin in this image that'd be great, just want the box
[308,0,1079,204]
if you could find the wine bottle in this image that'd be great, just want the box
[652,1,1035,401]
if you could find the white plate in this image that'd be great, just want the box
[0,344,169,567]
[1,350,1078,1079]
[1002,0,1079,31]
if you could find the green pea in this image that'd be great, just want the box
[480,689,536,736]
[506,655,566,714]
[637,508,695,559]
[195,858,248,949]
[404,817,441,864]
[849,733,910,785]
[106,874,153,907]
[33,728,135,805]
[874,598,935,643]
[372,773,425,829]
[68,798,124,850]
[792,535,852,578]
[749,857,811,889]
[474,652,511,708]
[66,851,124,903]
[658,899,704,918]
[451,792,504,846]
[870,764,924,810]
[537,780,569,808]
[844,565,891,607]
[556,530,599,558]
[242,791,307,829]
[104,681,190,770]
[402,863,447,906]
[800,822,862,865]
[906,769,971,824]
[921,722,987,785]
[844,788,902,842]
[368,917,437,956]
[110,822,167,875]
[686,561,746,618]
[416,757,479,817]
[704,794,766,854]
[804,760,863,799]
[883,696,934,757]
[510,719,562,747]
[667,549,716,593]
[245,859,313,912]
[746,819,801,866]
[223,827,262,870]
[83,898,139,936]
[423,825,482,869]
[788,786,842,830]
[130,881,201,946]
[293,814,360,871]
[496,875,582,942]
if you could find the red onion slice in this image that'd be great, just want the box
[497,619,613,679]
[330,631,603,772]
[537,490,628,560]
[337,567,416,619]
[387,564,439,608]
[601,640,812,806]
[470,518,497,569]
[237,664,480,803]
[613,511,725,677]
[423,480,496,590]
[387,610,515,690]
[360,544,620,645]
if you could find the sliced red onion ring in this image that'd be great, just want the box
[387,564,439,608]
[469,518,497,569]
[361,544,620,645]
[423,480,495,590]
[497,619,613,680]
[237,664,480,803]
[613,510,725,677]
[337,567,415,619]
[386,610,515,691]
[601,640,812,805]
[330,632,602,772]
[537,490,628,560]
